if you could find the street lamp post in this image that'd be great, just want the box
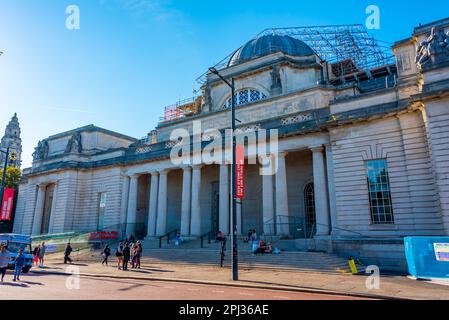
[209,67,238,281]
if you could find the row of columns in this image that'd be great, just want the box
[261,146,331,236]
[124,165,206,238]
[124,144,332,238]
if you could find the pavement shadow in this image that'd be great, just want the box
[133,267,174,273]
[52,262,89,267]
[20,280,44,286]
[1,282,29,288]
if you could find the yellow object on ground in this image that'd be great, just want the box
[348,258,358,275]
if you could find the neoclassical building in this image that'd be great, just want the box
[13,18,449,269]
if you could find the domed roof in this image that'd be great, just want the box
[228,34,315,66]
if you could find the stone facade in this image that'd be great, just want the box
[13,18,449,270]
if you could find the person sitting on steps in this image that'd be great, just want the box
[253,239,267,255]
[215,230,225,242]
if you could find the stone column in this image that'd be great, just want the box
[180,166,192,236]
[120,175,130,235]
[125,174,139,236]
[156,169,169,236]
[311,146,330,236]
[32,184,47,236]
[325,144,338,236]
[275,152,289,236]
[262,172,275,235]
[219,164,230,234]
[190,165,202,236]
[48,182,59,234]
[146,171,159,238]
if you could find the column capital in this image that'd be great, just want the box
[277,151,288,158]
[159,168,170,175]
[129,173,140,179]
[310,145,324,153]
[192,164,204,170]
[181,165,192,172]
[148,170,159,176]
[37,183,47,190]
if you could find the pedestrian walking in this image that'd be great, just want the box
[102,245,111,266]
[135,241,142,269]
[64,243,73,264]
[38,242,46,267]
[130,243,136,268]
[13,249,25,282]
[115,243,124,270]
[32,244,40,267]
[122,243,130,271]
[0,244,11,284]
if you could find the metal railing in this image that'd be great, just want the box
[200,231,212,248]
[158,229,178,248]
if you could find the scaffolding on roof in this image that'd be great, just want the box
[196,24,395,84]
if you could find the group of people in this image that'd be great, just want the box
[0,243,26,283]
[114,238,142,271]
[32,242,46,267]
[244,229,258,243]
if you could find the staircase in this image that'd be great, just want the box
[137,237,351,274]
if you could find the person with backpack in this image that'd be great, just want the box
[115,243,123,270]
[102,245,111,266]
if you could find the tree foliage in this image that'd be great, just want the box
[0,166,21,189]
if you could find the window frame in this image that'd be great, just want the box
[365,158,395,225]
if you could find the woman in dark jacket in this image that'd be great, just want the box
[102,245,111,266]
[122,243,130,271]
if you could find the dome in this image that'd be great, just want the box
[228,34,315,66]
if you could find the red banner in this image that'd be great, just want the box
[88,231,118,241]
[0,188,14,221]
[236,145,245,199]
[89,231,118,240]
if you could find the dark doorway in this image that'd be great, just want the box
[304,183,316,238]
[41,184,55,234]
[211,181,220,236]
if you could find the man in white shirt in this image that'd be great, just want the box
[0,244,11,283]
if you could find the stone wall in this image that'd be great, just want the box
[329,111,444,236]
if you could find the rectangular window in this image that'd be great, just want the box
[366,159,394,224]
[97,192,107,231]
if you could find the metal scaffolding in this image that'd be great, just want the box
[196,24,395,84]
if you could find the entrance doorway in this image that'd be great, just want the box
[211,181,219,236]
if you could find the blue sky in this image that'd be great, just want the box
[0,0,447,167]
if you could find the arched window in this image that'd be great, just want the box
[304,183,316,238]
[222,89,267,110]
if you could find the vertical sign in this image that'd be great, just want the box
[0,188,14,221]
[236,144,245,199]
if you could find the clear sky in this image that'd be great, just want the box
[0,0,447,167]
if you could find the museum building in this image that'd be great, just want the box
[13,18,449,269]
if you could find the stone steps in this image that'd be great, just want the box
[140,248,351,274]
